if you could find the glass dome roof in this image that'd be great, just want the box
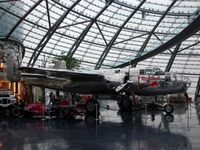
[0,0,200,96]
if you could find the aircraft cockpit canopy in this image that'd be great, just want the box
[139,68,164,75]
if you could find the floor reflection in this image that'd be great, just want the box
[0,101,198,150]
[194,96,200,124]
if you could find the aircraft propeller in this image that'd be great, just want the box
[116,61,132,94]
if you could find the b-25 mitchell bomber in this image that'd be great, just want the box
[19,66,190,95]
[19,66,190,113]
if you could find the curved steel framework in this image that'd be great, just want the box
[0,0,200,96]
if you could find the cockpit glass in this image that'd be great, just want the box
[139,68,164,75]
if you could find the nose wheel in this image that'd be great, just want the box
[163,104,174,114]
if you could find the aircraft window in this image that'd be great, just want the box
[140,69,145,75]
[153,68,164,75]
[172,73,177,81]
[145,69,153,75]
[115,70,120,73]
[140,68,164,75]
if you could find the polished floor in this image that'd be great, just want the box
[0,98,200,150]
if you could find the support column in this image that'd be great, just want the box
[41,87,46,104]
[195,76,200,97]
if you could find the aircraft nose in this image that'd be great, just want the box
[172,73,191,89]
[164,72,177,82]
[165,72,172,82]
[165,72,191,86]
[181,75,191,89]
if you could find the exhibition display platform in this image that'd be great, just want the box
[0,100,200,150]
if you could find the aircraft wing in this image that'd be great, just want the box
[19,67,117,93]
[19,67,105,82]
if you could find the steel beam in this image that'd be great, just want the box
[195,76,200,97]
[114,33,147,45]
[28,0,81,67]
[165,43,181,72]
[45,0,51,29]
[58,20,91,29]
[179,41,200,52]
[114,0,192,16]
[0,0,18,3]
[114,15,200,68]
[66,1,113,58]
[176,72,200,76]
[95,21,108,45]
[132,0,177,67]
[95,0,146,69]
[6,0,43,39]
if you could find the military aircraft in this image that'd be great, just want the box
[19,66,190,96]
[18,66,190,113]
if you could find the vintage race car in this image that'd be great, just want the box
[10,95,99,118]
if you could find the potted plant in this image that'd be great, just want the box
[53,52,80,70]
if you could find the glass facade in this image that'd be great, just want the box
[0,0,199,96]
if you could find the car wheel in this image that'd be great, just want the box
[12,107,24,118]
[86,100,99,114]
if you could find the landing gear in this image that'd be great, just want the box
[117,96,133,110]
[163,104,174,114]
[164,113,174,122]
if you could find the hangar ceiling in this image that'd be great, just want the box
[0,0,200,96]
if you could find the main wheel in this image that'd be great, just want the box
[117,97,132,111]
[85,100,99,114]
[164,104,174,114]
[164,114,174,123]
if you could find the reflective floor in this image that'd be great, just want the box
[1,98,200,150]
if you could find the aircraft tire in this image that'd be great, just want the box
[118,98,132,111]
[11,107,24,118]
[164,114,174,123]
[164,104,174,114]
[85,100,99,114]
